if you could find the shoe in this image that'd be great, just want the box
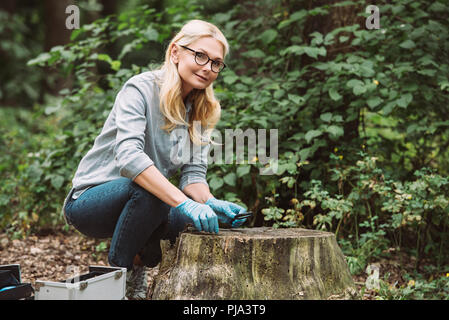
[126,264,148,300]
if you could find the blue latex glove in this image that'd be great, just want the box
[205,197,247,228]
[175,198,219,234]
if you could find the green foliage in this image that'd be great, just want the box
[210,0,449,194]
[0,104,63,237]
[375,273,449,300]
[204,0,449,272]
[0,8,44,106]
[269,152,449,273]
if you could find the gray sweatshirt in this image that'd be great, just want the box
[63,69,210,207]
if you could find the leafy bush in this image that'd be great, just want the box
[371,272,449,300]
[261,151,449,272]
[208,0,449,197]
[0,8,44,106]
[205,0,449,270]
[0,104,62,237]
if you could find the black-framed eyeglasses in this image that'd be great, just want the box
[180,45,226,73]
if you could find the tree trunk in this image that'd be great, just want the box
[0,0,16,13]
[150,227,358,300]
[43,0,74,95]
[43,0,73,52]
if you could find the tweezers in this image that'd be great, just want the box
[232,211,253,221]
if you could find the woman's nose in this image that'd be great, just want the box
[201,66,210,73]
[201,61,213,72]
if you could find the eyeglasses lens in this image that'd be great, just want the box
[195,52,208,64]
[195,52,224,73]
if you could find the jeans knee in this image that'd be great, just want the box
[108,250,132,271]
[129,182,170,217]
[129,181,156,204]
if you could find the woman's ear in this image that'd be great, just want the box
[171,43,179,64]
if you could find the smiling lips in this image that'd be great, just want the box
[195,73,208,81]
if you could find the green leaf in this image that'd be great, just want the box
[417,69,437,77]
[399,40,416,49]
[329,88,342,101]
[110,60,121,71]
[360,61,375,77]
[223,74,238,85]
[406,123,420,135]
[309,7,329,16]
[310,32,323,45]
[70,28,83,41]
[339,35,349,43]
[118,22,128,31]
[305,130,322,143]
[324,33,334,45]
[299,148,311,161]
[326,125,344,138]
[260,29,278,45]
[242,49,265,59]
[119,42,136,59]
[353,84,367,96]
[281,45,304,56]
[143,26,159,41]
[237,165,251,177]
[320,112,333,122]
[97,53,112,63]
[27,53,52,66]
[27,164,43,183]
[396,93,413,108]
[254,118,268,127]
[333,115,343,122]
[276,164,287,175]
[382,101,396,115]
[278,10,307,29]
[209,177,224,190]
[288,94,304,105]
[304,47,326,59]
[51,175,65,189]
[314,62,330,71]
[45,105,60,115]
[223,173,237,187]
[392,4,405,15]
[290,10,308,21]
[429,2,448,12]
[367,96,383,109]
[274,89,285,99]
[439,80,449,91]
[347,79,363,88]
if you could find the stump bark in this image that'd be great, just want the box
[150,227,358,300]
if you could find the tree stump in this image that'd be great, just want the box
[150,227,359,300]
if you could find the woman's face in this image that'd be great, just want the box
[171,36,224,100]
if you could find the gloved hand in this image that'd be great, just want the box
[175,198,218,233]
[205,197,247,228]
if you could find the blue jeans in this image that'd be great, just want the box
[64,177,191,270]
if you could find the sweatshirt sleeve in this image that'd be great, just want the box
[113,80,154,180]
[179,141,210,191]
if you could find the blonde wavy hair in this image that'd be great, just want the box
[156,20,229,145]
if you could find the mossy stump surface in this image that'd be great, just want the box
[150,227,358,300]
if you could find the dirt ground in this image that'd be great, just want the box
[0,229,408,300]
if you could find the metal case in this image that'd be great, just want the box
[34,265,127,300]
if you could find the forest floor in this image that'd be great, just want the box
[0,229,418,300]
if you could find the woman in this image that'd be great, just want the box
[63,20,247,300]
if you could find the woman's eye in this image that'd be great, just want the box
[196,53,207,60]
